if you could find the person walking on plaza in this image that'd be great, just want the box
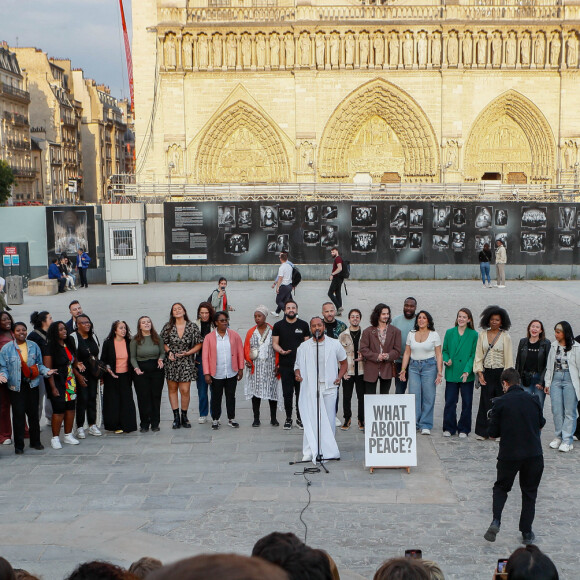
[76,247,91,289]
[484,368,545,545]
[244,306,280,427]
[338,309,365,431]
[399,310,443,435]
[271,252,293,318]
[272,300,310,430]
[322,302,346,339]
[515,320,551,409]
[327,247,344,314]
[479,243,492,288]
[442,308,478,438]
[294,316,347,463]
[194,302,215,424]
[360,303,401,396]
[48,257,66,294]
[130,316,165,433]
[495,239,507,288]
[474,305,513,440]
[28,311,53,426]
[202,310,244,430]
[209,278,235,313]
[392,297,417,394]
[544,321,580,453]
[0,322,54,454]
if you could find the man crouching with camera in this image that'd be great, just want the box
[484,368,546,546]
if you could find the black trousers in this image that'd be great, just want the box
[134,360,165,429]
[493,455,544,533]
[275,284,293,314]
[343,374,365,422]
[9,381,40,451]
[57,277,66,293]
[252,396,277,421]
[79,268,88,288]
[328,276,343,309]
[365,378,393,395]
[279,366,301,420]
[210,376,237,421]
[103,372,137,432]
[475,367,504,438]
[76,372,98,428]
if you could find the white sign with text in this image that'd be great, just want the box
[364,394,417,468]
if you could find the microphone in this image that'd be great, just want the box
[314,330,321,339]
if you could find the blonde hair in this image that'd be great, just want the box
[422,560,445,580]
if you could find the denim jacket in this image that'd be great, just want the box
[0,340,50,392]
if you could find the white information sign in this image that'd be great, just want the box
[364,394,417,468]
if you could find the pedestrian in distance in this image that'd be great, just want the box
[76,247,91,289]
[271,252,293,318]
[478,242,492,288]
[327,247,344,315]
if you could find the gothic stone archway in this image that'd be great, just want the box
[318,79,439,182]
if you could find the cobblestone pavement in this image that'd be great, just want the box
[1,279,579,579]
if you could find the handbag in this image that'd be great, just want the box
[87,355,107,379]
[474,331,502,389]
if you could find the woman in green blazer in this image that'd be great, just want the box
[442,308,479,438]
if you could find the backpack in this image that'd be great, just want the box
[341,260,351,279]
[291,266,302,289]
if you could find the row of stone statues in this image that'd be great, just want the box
[162,29,580,71]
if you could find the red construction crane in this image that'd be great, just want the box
[119,0,134,113]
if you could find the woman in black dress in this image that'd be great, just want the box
[160,303,202,429]
[101,320,137,434]
[28,310,53,425]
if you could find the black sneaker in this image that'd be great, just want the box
[522,531,535,545]
[212,420,219,430]
[283,418,292,430]
[151,426,160,432]
[252,419,260,427]
[271,419,280,427]
[484,520,501,542]
[296,418,304,430]
[228,419,239,428]
[140,427,149,433]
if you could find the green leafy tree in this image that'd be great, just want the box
[0,160,15,204]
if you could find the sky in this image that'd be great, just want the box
[1,0,133,100]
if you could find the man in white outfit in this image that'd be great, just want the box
[294,317,347,463]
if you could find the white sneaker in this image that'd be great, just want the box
[51,436,62,450]
[335,416,341,427]
[549,438,562,449]
[498,285,506,288]
[559,442,573,453]
[88,425,102,436]
[459,433,468,439]
[198,416,207,424]
[76,427,86,439]
[2,438,12,445]
[64,433,80,445]
[270,311,280,317]
[443,431,451,437]
[421,428,431,435]
[475,435,486,441]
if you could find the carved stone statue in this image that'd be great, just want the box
[315,34,325,67]
[256,34,266,68]
[359,33,370,66]
[389,34,399,67]
[226,35,237,68]
[506,32,516,66]
[285,35,295,68]
[491,33,502,66]
[550,33,561,66]
[198,35,209,69]
[241,34,252,68]
[270,34,279,68]
[373,35,384,66]
[534,34,545,66]
[182,35,193,69]
[330,34,339,67]
[567,33,578,67]
[213,34,222,68]
[463,32,473,65]
[520,34,531,65]
[417,32,427,66]
[477,33,487,65]
[403,32,413,66]
[431,33,441,67]
[346,33,355,66]
[446,140,459,170]
[300,34,310,67]
[164,34,176,69]
[447,33,458,66]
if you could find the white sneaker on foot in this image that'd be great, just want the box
[198,416,207,424]
[76,427,86,439]
[2,438,12,445]
[88,425,102,436]
[421,428,431,435]
[64,433,80,445]
[559,442,573,452]
[459,433,468,439]
[475,435,486,441]
[443,431,451,437]
[51,436,62,450]
[270,311,280,317]
[549,438,562,449]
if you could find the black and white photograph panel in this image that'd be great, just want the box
[558,206,576,230]
[409,232,423,249]
[351,231,377,253]
[320,225,339,248]
[390,205,408,231]
[475,235,492,252]
[558,233,575,250]
[224,233,249,255]
[304,205,319,224]
[321,205,338,220]
[451,231,466,251]
[521,207,547,229]
[474,206,493,229]
[432,234,450,250]
[520,232,546,253]
[267,234,290,253]
[278,207,296,223]
[409,208,424,228]
[494,208,509,227]
[452,208,466,227]
[218,206,236,227]
[237,208,252,228]
[390,234,407,250]
[303,230,320,246]
[495,232,508,249]
[260,206,278,228]
[432,206,451,230]
[351,205,377,227]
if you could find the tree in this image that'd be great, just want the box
[0,160,15,204]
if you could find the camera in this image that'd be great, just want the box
[404,549,422,559]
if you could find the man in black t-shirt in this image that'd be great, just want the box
[272,300,310,430]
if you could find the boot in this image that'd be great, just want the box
[172,409,181,429]
[181,410,191,428]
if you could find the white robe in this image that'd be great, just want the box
[295,337,347,462]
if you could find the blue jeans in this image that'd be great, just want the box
[443,380,474,435]
[408,357,438,430]
[550,371,578,444]
[196,355,210,417]
[523,372,546,409]
[480,262,491,285]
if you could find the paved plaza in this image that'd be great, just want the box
[1,278,579,579]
